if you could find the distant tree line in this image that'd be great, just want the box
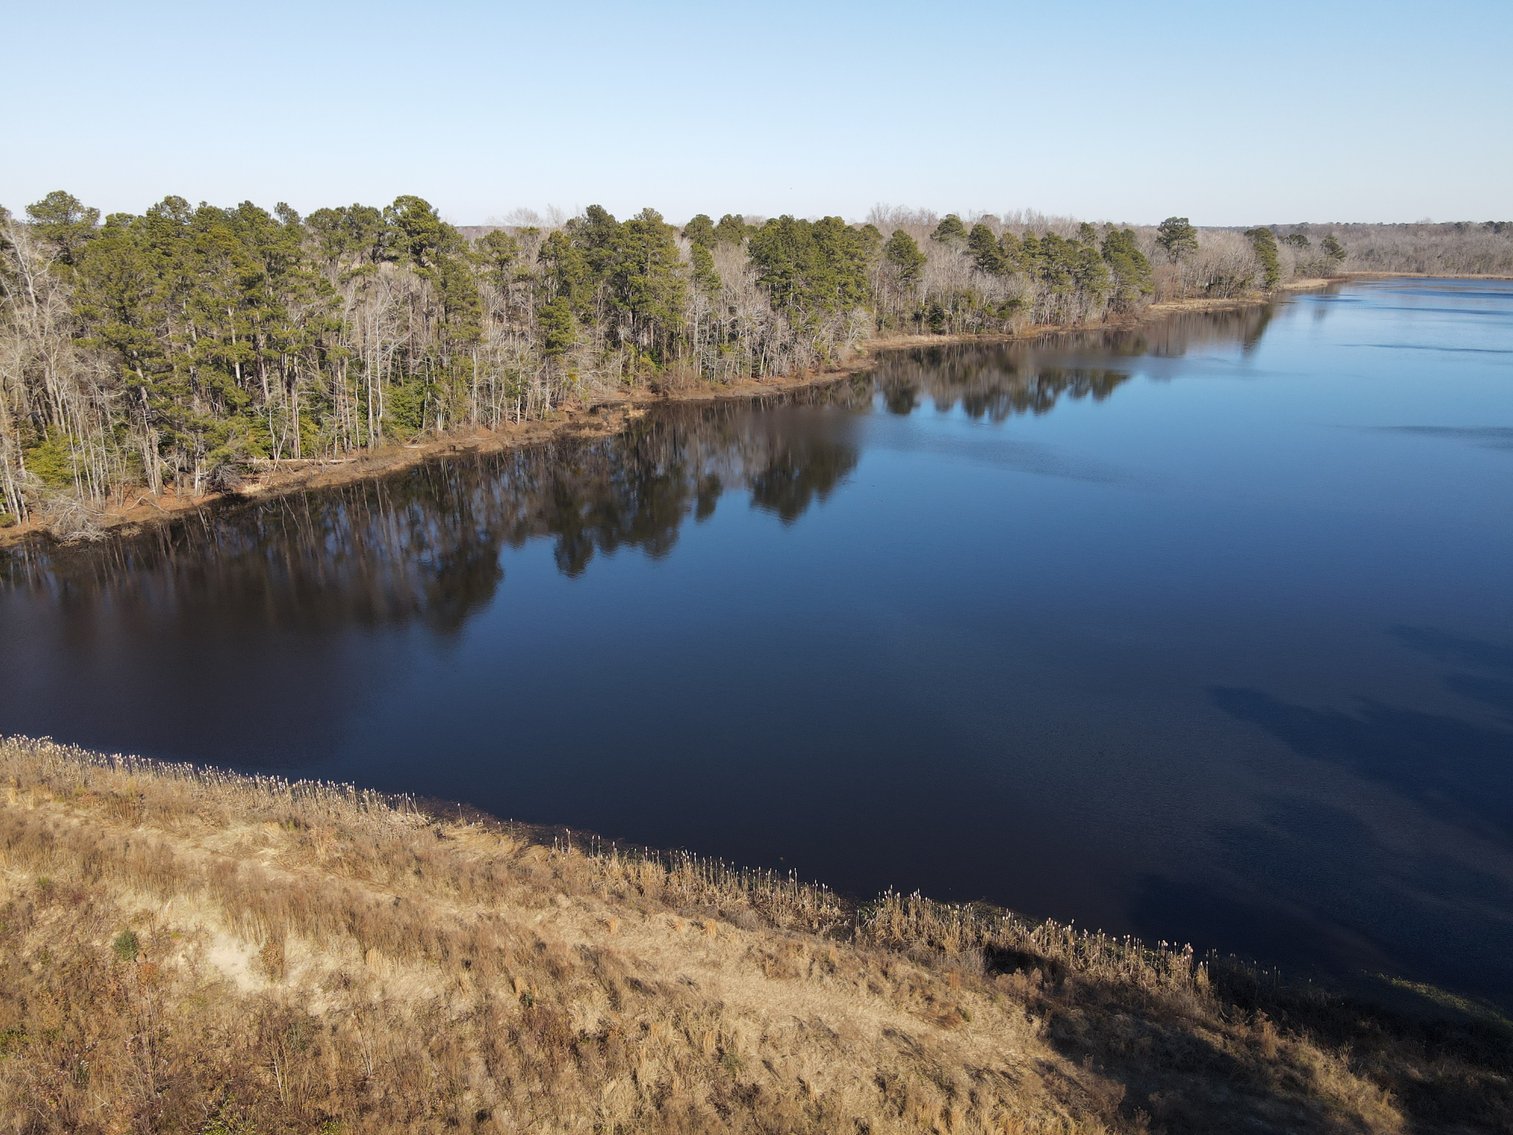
[1296,220,1513,277]
[2,190,1506,529]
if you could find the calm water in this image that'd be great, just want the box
[5,279,1512,1005]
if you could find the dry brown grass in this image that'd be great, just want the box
[0,737,1508,1134]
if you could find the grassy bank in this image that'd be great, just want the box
[1,737,1508,1133]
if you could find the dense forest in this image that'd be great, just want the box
[2,191,1509,532]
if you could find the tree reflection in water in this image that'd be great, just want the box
[2,306,1270,635]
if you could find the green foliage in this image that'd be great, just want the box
[1018,233,1040,270]
[855,223,883,262]
[747,216,872,326]
[1100,228,1153,311]
[967,223,1005,274]
[569,204,622,282]
[111,930,140,962]
[930,214,967,245]
[306,203,386,265]
[1031,234,1108,300]
[690,242,721,296]
[22,435,79,488]
[433,252,483,348]
[1321,234,1347,262]
[1245,226,1281,290]
[384,377,429,437]
[619,208,688,361]
[682,213,716,247]
[206,416,274,469]
[201,1098,259,1135]
[14,185,1367,516]
[561,206,686,363]
[997,232,1023,273]
[538,297,576,359]
[73,214,159,358]
[383,195,462,268]
[539,230,591,311]
[61,191,349,479]
[25,190,99,267]
[1282,232,1310,249]
[883,229,926,287]
[475,230,521,289]
[1156,216,1199,263]
[713,214,750,245]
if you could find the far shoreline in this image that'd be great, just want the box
[0,272,1454,554]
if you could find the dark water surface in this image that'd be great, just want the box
[5,279,1512,1005]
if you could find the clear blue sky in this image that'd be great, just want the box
[4,0,1509,227]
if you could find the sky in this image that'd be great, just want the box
[3,0,1510,228]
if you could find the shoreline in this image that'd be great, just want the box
[1342,270,1513,281]
[0,273,1355,552]
[16,732,1503,1020]
[1,733,1506,1132]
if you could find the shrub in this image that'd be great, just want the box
[111,929,140,962]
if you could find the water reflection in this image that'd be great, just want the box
[2,405,859,626]
[1,314,1231,625]
[1060,302,1284,359]
[866,347,1131,421]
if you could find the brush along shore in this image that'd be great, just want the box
[0,736,1507,1134]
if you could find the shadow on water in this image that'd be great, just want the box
[1389,625,1513,673]
[1393,626,1513,724]
[1446,674,1513,720]
[1193,624,1513,1004]
[1130,793,1513,1006]
[1207,686,1513,843]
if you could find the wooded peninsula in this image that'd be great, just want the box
[3,192,1510,538]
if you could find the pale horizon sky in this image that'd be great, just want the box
[4,0,1510,228]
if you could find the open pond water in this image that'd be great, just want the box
[5,279,1511,1004]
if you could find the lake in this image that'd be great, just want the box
[4,279,1511,1006]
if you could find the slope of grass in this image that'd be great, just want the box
[0,737,1507,1134]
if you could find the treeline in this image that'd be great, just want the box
[1300,220,1513,277]
[0,190,1438,529]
